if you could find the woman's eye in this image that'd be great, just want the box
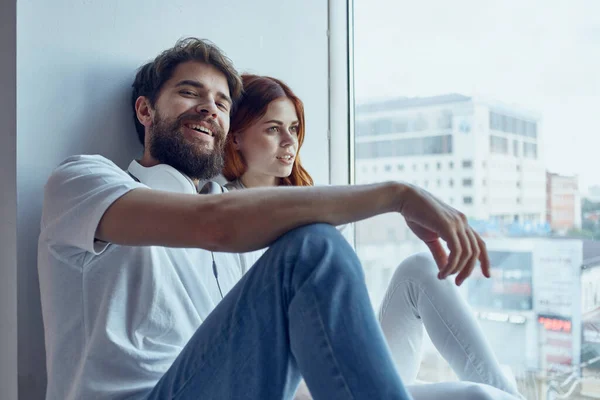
[268,126,279,133]
[290,126,299,134]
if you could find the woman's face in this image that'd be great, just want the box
[234,97,299,183]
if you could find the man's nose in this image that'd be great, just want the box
[195,101,218,118]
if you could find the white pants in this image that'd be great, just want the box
[379,253,524,400]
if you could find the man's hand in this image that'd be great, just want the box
[397,184,491,286]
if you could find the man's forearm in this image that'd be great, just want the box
[205,182,407,252]
[97,182,408,252]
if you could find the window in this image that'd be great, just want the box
[356,135,453,159]
[489,111,537,139]
[490,135,509,154]
[384,164,392,172]
[523,142,537,159]
[397,164,404,171]
[352,2,599,397]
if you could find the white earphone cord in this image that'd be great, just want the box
[211,252,224,299]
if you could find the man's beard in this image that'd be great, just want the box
[148,111,226,180]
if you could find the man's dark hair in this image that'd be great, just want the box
[131,37,243,145]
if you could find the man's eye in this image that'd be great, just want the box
[217,103,229,111]
[180,90,196,96]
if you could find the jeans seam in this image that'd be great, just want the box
[381,278,489,384]
[307,290,355,400]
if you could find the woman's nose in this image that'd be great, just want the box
[281,129,297,147]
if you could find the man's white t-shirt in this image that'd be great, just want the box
[38,155,243,400]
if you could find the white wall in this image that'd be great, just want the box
[0,0,18,399]
[14,1,330,398]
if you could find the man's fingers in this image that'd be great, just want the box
[426,239,448,270]
[440,231,460,278]
[444,220,471,278]
[475,232,491,278]
[439,229,461,279]
[456,228,480,286]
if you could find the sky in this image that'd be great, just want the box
[354,0,600,192]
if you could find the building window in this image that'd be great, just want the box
[449,179,454,187]
[513,140,519,157]
[463,178,473,187]
[462,160,473,168]
[397,164,404,171]
[464,196,473,205]
[489,111,537,139]
[372,166,378,172]
[449,161,454,169]
[490,135,509,154]
[384,164,392,172]
[437,162,442,170]
[424,163,429,171]
[413,164,417,171]
[355,135,454,159]
[523,142,537,159]
[437,179,441,187]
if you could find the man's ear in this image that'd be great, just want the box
[135,96,153,129]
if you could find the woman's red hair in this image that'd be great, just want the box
[223,74,314,187]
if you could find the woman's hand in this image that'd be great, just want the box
[397,184,491,286]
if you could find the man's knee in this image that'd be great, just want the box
[274,223,350,255]
[273,223,361,277]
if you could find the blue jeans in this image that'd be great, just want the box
[142,223,412,400]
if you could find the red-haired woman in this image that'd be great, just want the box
[223,74,523,400]
[223,74,312,189]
